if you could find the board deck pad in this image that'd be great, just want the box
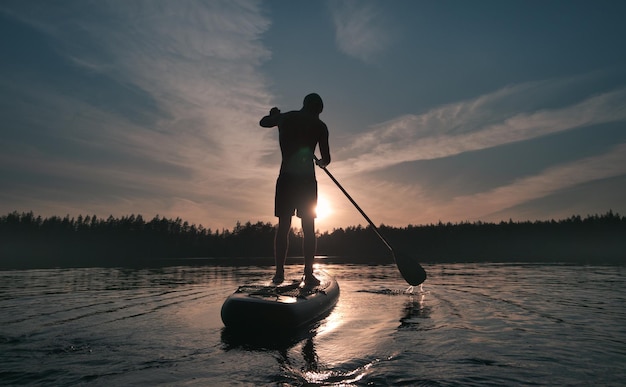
[239,277,328,299]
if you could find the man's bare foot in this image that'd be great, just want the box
[303,273,321,287]
[271,272,284,284]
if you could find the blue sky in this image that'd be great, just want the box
[1,0,625,232]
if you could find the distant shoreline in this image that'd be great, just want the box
[1,211,624,269]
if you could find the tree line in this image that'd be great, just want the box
[1,211,624,268]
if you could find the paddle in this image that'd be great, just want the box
[314,156,427,286]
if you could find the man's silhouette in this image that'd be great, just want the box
[260,93,331,286]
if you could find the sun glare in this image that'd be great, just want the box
[316,195,332,220]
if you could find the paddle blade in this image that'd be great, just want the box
[394,252,427,286]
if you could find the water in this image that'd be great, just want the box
[1,263,625,386]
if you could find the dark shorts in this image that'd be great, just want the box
[275,175,317,219]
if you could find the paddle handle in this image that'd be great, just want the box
[314,156,394,254]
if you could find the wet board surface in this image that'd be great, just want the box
[220,270,340,330]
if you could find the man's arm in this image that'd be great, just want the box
[260,107,281,127]
[317,124,331,167]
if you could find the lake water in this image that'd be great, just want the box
[1,262,625,386]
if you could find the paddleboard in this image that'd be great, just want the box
[221,270,339,329]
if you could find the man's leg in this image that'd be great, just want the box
[274,215,292,282]
[301,216,319,285]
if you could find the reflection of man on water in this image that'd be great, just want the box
[260,93,331,286]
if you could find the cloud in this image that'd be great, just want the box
[336,79,626,174]
[329,0,391,63]
[0,1,278,227]
[442,142,626,221]
[336,141,626,226]
[318,75,626,227]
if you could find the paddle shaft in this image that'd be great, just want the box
[314,157,394,254]
[314,156,427,285]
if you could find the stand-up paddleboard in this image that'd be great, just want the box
[221,270,339,329]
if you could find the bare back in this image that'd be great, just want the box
[278,110,329,177]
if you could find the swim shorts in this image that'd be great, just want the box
[274,175,317,218]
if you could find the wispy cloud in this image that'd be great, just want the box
[318,75,626,226]
[0,0,277,227]
[441,142,626,221]
[337,79,626,174]
[338,142,626,226]
[329,0,391,63]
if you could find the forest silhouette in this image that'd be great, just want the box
[1,211,624,269]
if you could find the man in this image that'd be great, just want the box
[260,93,331,286]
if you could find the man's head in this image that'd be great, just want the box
[303,93,323,114]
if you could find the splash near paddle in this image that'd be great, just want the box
[220,270,339,329]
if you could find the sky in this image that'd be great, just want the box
[1,0,626,232]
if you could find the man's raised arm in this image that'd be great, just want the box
[260,107,281,127]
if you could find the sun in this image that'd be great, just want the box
[316,195,333,220]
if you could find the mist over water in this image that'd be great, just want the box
[1,263,624,385]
